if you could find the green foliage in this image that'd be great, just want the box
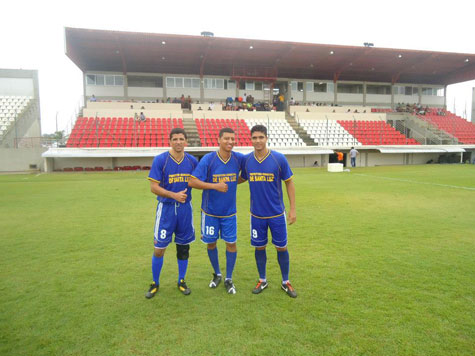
[0,165,474,355]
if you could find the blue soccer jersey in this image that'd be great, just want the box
[191,151,243,217]
[241,150,293,218]
[148,152,198,203]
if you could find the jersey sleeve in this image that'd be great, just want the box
[148,155,163,183]
[191,154,210,182]
[278,153,293,181]
[240,154,250,180]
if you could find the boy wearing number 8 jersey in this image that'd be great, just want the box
[145,128,198,299]
[189,128,244,295]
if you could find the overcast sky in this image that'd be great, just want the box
[1,0,474,133]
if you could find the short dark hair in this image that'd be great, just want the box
[251,125,267,137]
[219,127,235,138]
[169,127,187,140]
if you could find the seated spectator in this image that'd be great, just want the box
[90,95,97,102]
[306,108,310,112]
[290,97,295,105]
[139,112,146,121]
[354,109,359,113]
[198,106,203,111]
[130,105,134,109]
[347,109,351,113]
[166,97,171,103]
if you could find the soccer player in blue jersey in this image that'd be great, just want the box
[188,127,244,294]
[240,125,298,298]
[145,128,198,299]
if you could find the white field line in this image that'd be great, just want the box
[353,173,475,191]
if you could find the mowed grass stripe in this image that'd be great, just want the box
[0,165,474,355]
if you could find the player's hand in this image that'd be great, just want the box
[288,210,296,225]
[215,181,228,193]
[174,189,187,203]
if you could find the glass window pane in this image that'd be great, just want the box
[184,78,191,88]
[327,83,334,93]
[175,78,183,88]
[227,80,236,90]
[255,82,263,91]
[114,76,123,85]
[166,77,175,88]
[95,75,104,86]
[217,79,224,89]
[86,74,95,85]
[245,81,254,90]
[306,82,314,92]
[291,81,297,91]
[105,75,114,86]
[192,78,200,88]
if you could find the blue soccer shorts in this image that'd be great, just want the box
[200,212,237,244]
[250,213,287,248]
[153,201,195,249]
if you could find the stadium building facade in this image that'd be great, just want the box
[37,28,475,171]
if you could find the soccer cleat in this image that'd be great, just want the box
[145,282,159,299]
[209,273,222,288]
[178,279,191,295]
[281,281,297,298]
[252,280,268,294]
[224,279,236,294]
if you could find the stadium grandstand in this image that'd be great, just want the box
[31,27,475,171]
[0,69,44,171]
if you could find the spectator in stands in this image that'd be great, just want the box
[90,95,97,102]
[167,97,171,103]
[313,160,319,167]
[354,109,359,113]
[141,106,145,110]
[186,96,192,109]
[290,97,295,106]
[173,97,179,104]
[349,147,359,167]
[347,109,351,113]
[197,106,203,111]
[130,105,134,109]
[278,94,285,111]
[180,95,186,109]
[306,108,310,112]
[140,112,146,122]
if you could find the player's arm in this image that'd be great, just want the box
[284,179,296,225]
[188,176,228,192]
[238,176,247,184]
[149,180,187,203]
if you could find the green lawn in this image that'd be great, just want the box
[1,165,474,355]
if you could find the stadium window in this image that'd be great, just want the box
[306,82,314,92]
[227,80,236,90]
[297,82,304,92]
[114,75,124,86]
[337,83,363,94]
[436,88,444,97]
[314,83,328,93]
[86,74,96,85]
[192,78,200,88]
[245,82,255,91]
[290,81,297,91]
[166,77,175,88]
[204,78,224,89]
[367,85,391,95]
[184,78,192,88]
[128,76,163,88]
[255,82,263,91]
[422,87,435,96]
[105,75,115,86]
[95,75,105,86]
[327,83,334,93]
[175,78,184,88]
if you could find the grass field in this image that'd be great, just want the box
[1,165,474,355]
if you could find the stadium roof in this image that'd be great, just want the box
[65,27,475,86]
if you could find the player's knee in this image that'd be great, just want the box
[176,244,190,260]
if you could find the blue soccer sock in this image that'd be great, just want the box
[277,250,290,283]
[207,247,221,275]
[152,254,164,285]
[177,258,188,282]
[225,250,237,281]
[255,249,267,281]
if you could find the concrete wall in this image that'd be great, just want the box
[85,85,124,97]
[128,87,163,98]
[0,147,46,172]
[82,109,183,118]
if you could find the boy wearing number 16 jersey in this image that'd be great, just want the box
[240,125,298,298]
[189,128,244,295]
